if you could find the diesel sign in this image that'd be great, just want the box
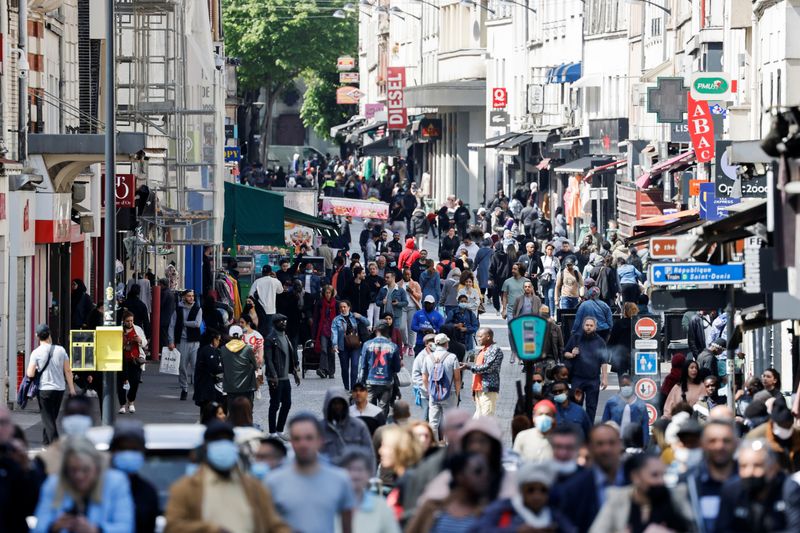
[386,67,407,130]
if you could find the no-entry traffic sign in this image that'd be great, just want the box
[635,378,658,401]
[634,317,658,339]
[646,404,658,426]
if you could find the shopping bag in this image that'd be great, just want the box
[159,347,181,375]
[395,367,412,388]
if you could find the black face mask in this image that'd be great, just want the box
[741,476,768,496]
[424,303,435,312]
[646,485,670,502]
[274,321,287,332]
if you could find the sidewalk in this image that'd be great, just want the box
[12,368,200,449]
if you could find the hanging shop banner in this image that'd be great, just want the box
[340,72,359,84]
[386,67,408,130]
[115,174,136,208]
[95,326,123,372]
[337,55,355,71]
[688,94,715,163]
[365,103,385,120]
[9,191,35,256]
[492,87,508,109]
[224,146,241,163]
[336,86,364,105]
[690,72,732,101]
[321,197,389,220]
[419,118,443,141]
[35,192,71,244]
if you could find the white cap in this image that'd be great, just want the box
[424,295,436,304]
[229,325,243,337]
[434,333,450,345]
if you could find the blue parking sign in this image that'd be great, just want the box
[635,352,658,375]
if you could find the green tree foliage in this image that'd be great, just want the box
[301,68,357,141]
[223,0,357,158]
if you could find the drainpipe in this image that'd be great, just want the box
[18,0,28,163]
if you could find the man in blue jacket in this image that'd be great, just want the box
[444,294,479,351]
[600,374,649,446]
[411,295,445,354]
[572,287,613,340]
[564,317,609,422]
[359,322,402,417]
[551,380,592,440]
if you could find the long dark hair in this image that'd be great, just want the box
[680,360,702,393]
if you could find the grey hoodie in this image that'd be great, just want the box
[320,388,375,466]
[439,267,463,308]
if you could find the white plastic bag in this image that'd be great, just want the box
[396,367,412,388]
[159,347,181,375]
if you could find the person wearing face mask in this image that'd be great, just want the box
[110,421,159,533]
[716,439,789,533]
[250,437,287,481]
[264,314,301,439]
[513,400,556,461]
[411,334,437,421]
[38,395,95,475]
[551,380,592,441]
[220,325,258,413]
[320,388,376,466]
[589,453,692,533]
[563,317,609,422]
[548,425,584,483]
[165,420,289,533]
[444,295,479,351]
[747,402,800,472]
[410,295,445,355]
[601,375,650,447]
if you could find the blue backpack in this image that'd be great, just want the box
[428,353,452,402]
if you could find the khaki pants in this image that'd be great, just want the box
[473,391,498,418]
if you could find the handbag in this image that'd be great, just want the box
[395,367,412,388]
[16,345,54,409]
[159,347,181,375]
[343,318,362,350]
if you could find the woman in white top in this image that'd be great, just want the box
[457,272,482,315]
[539,243,560,315]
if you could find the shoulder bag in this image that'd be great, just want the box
[16,345,54,408]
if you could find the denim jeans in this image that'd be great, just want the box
[338,348,361,390]
[559,296,580,310]
[540,279,556,314]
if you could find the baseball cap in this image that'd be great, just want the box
[434,333,450,345]
[35,324,51,338]
[424,295,436,304]
[229,325,244,337]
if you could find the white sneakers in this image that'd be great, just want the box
[128,403,136,413]
[118,406,127,414]
[118,403,136,414]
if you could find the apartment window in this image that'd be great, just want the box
[650,17,662,37]
[586,86,601,116]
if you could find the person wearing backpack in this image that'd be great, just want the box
[422,333,461,441]
[26,324,76,445]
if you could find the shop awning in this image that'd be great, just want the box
[553,156,600,174]
[553,136,588,150]
[483,132,518,148]
[585,159,627,178]
[636,150,695,189]
[330,115,365,138]
[284,208,341,238]
[354,121,386,136]
[361,136,396,156]
[634,209,699,229]
[223,182,285,247]
[497,133,534,155]
[547,62,582,84]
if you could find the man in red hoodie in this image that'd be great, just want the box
[398,237,421,271]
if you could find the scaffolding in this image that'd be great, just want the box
[114,0,222,248]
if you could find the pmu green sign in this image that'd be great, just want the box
[690,72,732,101]
[508,315,548,361]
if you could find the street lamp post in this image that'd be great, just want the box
[102,0,117,425]
[625,0,671,15]
[459,0,496,14]
[499,0,536,14]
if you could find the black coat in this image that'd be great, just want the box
[0,455,43,532]
[129,473,160,533]
[489,250,513,285]
[345,280,372,317]
[717,473,788,533]
[264,332,299,380]
[193,344,224,405]
[551,467,603,533]
[123,295,151,336]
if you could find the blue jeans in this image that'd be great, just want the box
[540,279,556,314]
[559,296,579,310]
[573,378,600,422]
[338,348,361,391]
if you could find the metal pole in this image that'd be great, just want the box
[102,0,117,425]
[726,285,735,411]
[18,0,27,162]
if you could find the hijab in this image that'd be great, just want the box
[660,352,686,395]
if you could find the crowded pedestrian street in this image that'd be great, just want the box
[3,0,800,532]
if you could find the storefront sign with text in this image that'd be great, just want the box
[386,67,407,130]
[688,95,715,163]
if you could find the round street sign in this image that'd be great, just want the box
[646,404,658,426]
[635,378,657,401]
[634,317,658,339]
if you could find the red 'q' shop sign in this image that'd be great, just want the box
[688,94,715,163]
[386,67,407,130]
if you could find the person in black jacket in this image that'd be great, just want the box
[193,329,224,415]
[687,310,710,359]
[345,266,372,317]
[607,302,637,380]
[264,314,300,436]
[109,421,159,533]
[454,200,471,238]
[123,283,150,336]
[488,242,515,311]
[0,406,43,533]
[717,439,788,533]
[71,279,94,329]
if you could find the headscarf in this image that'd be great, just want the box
[661,352,686,395]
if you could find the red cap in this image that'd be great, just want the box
[534,399,557,414]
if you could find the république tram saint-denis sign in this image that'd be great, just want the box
[650,262,745,286]
[690,72,733,101]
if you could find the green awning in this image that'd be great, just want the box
[223,181,285,247]
[223,182,341,247]
[285,208,340,238]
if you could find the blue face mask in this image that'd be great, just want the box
[532,382,543,395]
[250,462,270,480]
[458,302,469,309]
[185,463,199,476]
[206,440,239,472]
[553,393,568,404]
[534,414,553,433]
[113,450,145,474]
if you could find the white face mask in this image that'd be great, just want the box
[773,423,794,440]
[554,460,578,475]
[61,414,93,437]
